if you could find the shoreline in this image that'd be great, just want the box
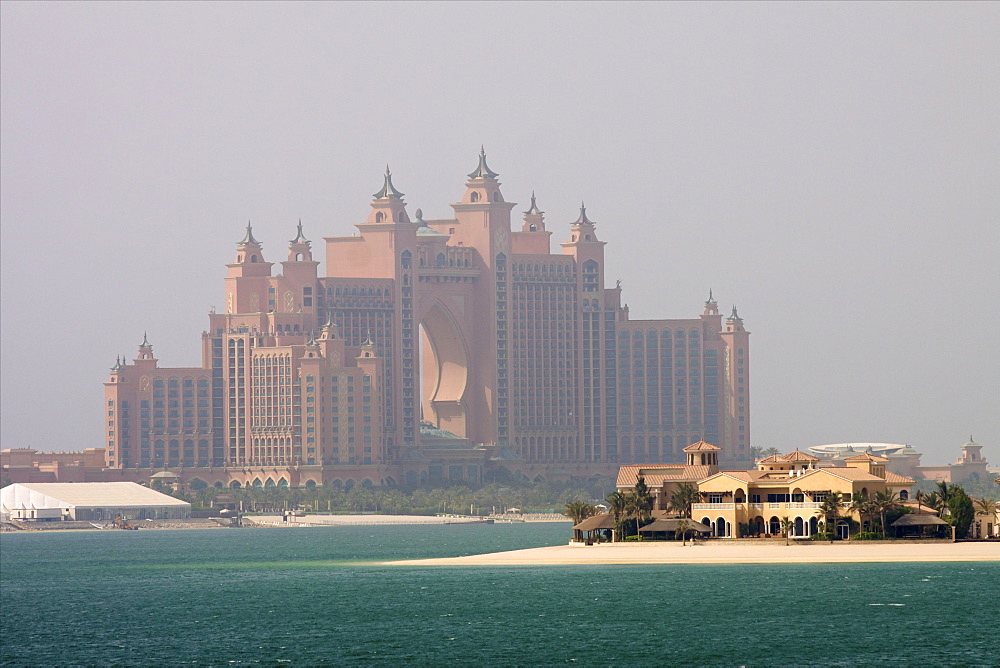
[1,513,571,533]
[383,540,1000,566]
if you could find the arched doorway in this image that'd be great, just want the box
[716,517,728,537]
[794,516,804,537]
[769,516,781,535]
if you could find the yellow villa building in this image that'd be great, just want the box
[617,444,916,539]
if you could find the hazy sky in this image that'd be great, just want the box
[2,2,998,465]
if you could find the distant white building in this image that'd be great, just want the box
[0,482,190,521]
[808,443,923,478]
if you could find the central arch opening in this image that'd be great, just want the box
[419,303,469,438]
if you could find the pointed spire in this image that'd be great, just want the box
[363,330,375,346]
[373,166,404,199]
[728,305,742,321]
[467,146,499,179]
[290,219,309,245]
[574,202,593,225]
[524,191,543,215]
[239,221,259,245]
[140,331,151,348]
[708,288,715,303]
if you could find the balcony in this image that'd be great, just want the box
[692,503,736,511]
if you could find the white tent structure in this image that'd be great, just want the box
[1,482,190,521]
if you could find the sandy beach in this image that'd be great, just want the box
[384,540,1000,566]
[253,513,568,526]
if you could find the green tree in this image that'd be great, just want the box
[749,446,763,461]
[872,489,901,536]
[935,481,956,514]
[922,491,944,515]
[670,482,701,519]
[820,492,843,538]
[974,497,995,517]
[948,488,975,539]
[676,518,691,545]
[849,492,875,532]
[605,491,629,542]
[779,516,794,545]
[564,501,597,526]
[762,447,780,458]
[629,476,655,538]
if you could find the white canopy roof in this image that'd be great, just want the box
[1,482,189,511]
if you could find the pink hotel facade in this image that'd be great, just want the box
[102,151,751,487]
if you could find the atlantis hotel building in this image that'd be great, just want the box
[103,151,751,486]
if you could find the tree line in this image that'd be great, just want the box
[155,477,612,516]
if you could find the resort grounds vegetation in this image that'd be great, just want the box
[155,476,614,517]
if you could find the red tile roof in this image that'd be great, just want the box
[844,453,890,463]
[616,464,714,487]
[683,440,721,452]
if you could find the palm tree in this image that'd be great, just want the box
[627,491,653,541]
[629,476,655,539]
[670,482,701,519]
[676,518,691,546]
[974,498,996,537]
[973,497,995,517]
[779,516,794,545]
[564,501,597,526]
[749,446,764,461]
[849,492,875,532]
[872,490,900,536]
[819,492,843,538]
[935,482,955,518]
[605,491,628,542]
[923,491,944,517]
[762,447,780,458]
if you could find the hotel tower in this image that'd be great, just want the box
[103,151,751,487]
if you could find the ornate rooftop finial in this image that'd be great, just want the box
[373,166,404,199]
[728,305,742,321]
[140,331,151,347]
[362,330,375,347]
[239,221,259,245]
[708,288,715,303]
[290,219,309,245]
[467,146,499,179]
[524,191,543,215]
[574,202,593,225]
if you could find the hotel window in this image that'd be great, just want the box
[708,493,723,504]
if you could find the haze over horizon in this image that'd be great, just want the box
[2,2,998,465]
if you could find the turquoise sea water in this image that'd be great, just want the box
[1,524,997,667]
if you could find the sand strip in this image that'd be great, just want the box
[384,541,1000,566]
